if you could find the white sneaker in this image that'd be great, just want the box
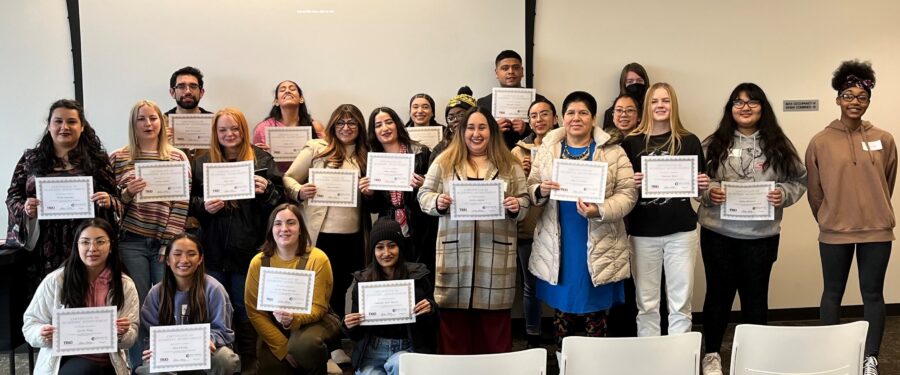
[863,356,879,375]
[702,353,723,375]
[326,359,342,375]
[331,348,351,364]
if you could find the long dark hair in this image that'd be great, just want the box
[31,99,109,175]
[61,219,126,309]
[361,221,410,282]
[260,203,312,258]
[158,233,208,326]
[405,93,442,127]
[266,80,318,139]
[317,104,369,173]
[705,83,802,179]
[367,107,420,152]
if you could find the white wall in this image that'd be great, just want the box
[0,0,76,237]
[534,0,900,310]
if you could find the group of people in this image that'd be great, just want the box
[8,50,894,375]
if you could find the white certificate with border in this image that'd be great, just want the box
[257,267,315,314]
[450,180,505,221]
[134,161,190,203]
[641,155,698,198]
[406,127,443,149]
[170,114,214,149]
[359,279,416,326]
[203,161,255,201]
[550,159,608,203]
[309,169,358,207]
[52,306,117,356]
[721,181,775,221]
[267,127,312,162]
[367,153,415,192]
[492,87,536,120]
[149,324,211,373]
[35,176,95,220]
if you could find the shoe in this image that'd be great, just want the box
[864,356,879,375]
[326,359,343,375]
[702,353,723,375]
[331,348,351,365]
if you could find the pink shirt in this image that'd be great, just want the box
[86,267,112,307]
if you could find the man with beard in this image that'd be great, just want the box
[476,50,547,149]
[167,66,211,115]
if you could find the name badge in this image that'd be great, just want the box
[862,140,883,151]
[730,148,742,157]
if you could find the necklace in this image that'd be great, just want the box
[561,140,594,160]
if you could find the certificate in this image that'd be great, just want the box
[257,267,315,314]
[309,169,358,207]
[721,181,775,221]
[149,324,211,373]
[134,161,190,203]
[492,87,536,120]
[449,180,505,221]
[358,280,416,326]
[367,153,415,192]
[267,127,312,162]
[52,306,117,356]
[170,114,214,149]
[406,126,444,149]
[641,155,698,198]
[35,176,95,220]
[203,161,255,201]
[550,159,608,203]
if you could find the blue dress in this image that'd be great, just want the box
[535,144,625,314]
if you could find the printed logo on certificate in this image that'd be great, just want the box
[308,169,359,207]
[134,161,190,203]
[358,279,416,326]
[52,306,117,356]
[203,161,256,201]
[170,114,215,149]
[257,267,315,314]
[491,87,536,120]
[720,181,775,221]
[149,324,211,373]
[640,155,698,198]
[35,176,95,220]
[449,180,505,221]
[367,153,415,192]
[406,127,444,150]
[550,159,608,203]
[267,127,312,162]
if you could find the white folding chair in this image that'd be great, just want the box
[560,332,702,375]
[397,348,547,375]
[729,321,868,375]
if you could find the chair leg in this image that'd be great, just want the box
[9,348,16,375]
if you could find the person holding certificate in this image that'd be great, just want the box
[405,93,445,130]
[6,99,123,291]
[253,80,326,172]
[190,107,282,372]
[245,204,342,375]
[342,218,436,375]
[417,106,529,354]
[527,92,637,352]
[363,107,437,274]
[807,61,895,374]
[475,50,548,150]
[621,83,708,338]
[23,218,139,375]
[430,87,477,163]
[137,233,241,375]
[109,99,192,369]
[284,104,370,327]
[696,83,808,375]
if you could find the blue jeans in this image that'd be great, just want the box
[119,234,166,370]
[517,240,541,335]
[207,270,249,323]
[356,338,410,375]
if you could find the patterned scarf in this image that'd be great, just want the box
[390,144,410,235]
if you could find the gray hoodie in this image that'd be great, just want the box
[698,130,808,239]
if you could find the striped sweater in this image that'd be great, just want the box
[110,147,191,247]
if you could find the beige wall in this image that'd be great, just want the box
[534,0,900,310]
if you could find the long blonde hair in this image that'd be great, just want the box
[630,82,690,155]
[127,100,173,161]
[437,107,519,177]
[209,108,255,163]
[316,104,368,173]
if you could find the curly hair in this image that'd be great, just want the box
[831,60,875,93]
[31,99,109,176]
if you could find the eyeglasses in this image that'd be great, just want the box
[174,83,201,91]
[839,93,869,104]
[732,99,761,108]
[335,121,358,129]
[78,238,110,248]
[614,108,637,116]
[529,110,553,120]
[446,113,466,122]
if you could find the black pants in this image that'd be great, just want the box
[700,228,779,353]
[316,231,365,317]
[819,241,891,357]
[59,356,116,375]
